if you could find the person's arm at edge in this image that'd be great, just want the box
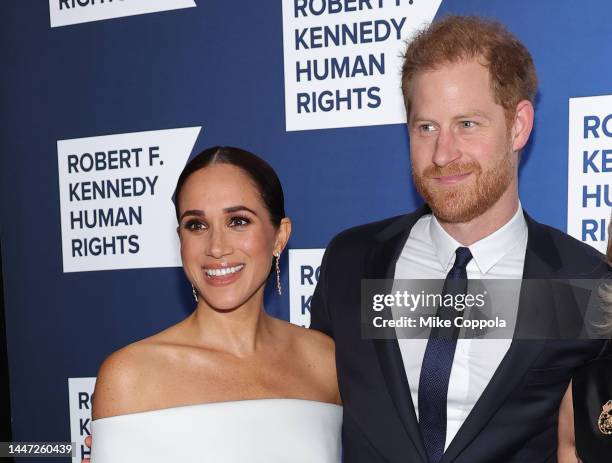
[557,380,582,463]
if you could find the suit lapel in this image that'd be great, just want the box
[440,212,560,462]
[369,206,430,463]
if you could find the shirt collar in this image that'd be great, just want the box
[429,202,527,274]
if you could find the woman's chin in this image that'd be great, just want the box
[196,295,243,312]
[194,275,268,313]
[198,292,258,313]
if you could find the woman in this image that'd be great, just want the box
[558,220,612,462]
[88,146,342,462]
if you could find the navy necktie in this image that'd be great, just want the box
[418,246,473,463]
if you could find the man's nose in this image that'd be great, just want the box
[432,128,461,167]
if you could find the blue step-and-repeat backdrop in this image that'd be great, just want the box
[0,1,611,461]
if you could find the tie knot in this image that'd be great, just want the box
[453,247,473,269]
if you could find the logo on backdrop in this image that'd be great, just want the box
[57,126,201,273]
[288,248,324,327]
[68,377,96,463]
[281,0,442,132]
[49,0,196,28]
[567,95,612,253]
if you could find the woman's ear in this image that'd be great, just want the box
[274,217,292,255]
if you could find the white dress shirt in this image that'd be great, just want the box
[393,204,528,450]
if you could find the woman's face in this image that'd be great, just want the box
[178,164,289,311]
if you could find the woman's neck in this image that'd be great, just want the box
[187,292,273,357]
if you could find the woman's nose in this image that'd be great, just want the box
[206,228,232,258]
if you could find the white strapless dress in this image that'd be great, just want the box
[91,398,342,462]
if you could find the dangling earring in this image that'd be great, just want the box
[274,252,282,295]
[191,284,198,303]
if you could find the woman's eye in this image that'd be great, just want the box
[185,220,206,231]
[229,216,250,227]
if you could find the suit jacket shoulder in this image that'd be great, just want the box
[325,206,430,259]
[525,214,610,278]
[310,208,427,336]
[328,214,403,250]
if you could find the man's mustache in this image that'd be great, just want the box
[422,161,481,179]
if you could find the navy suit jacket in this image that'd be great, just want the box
[310,206,611,462]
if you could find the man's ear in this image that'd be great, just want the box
[511,100,534,152]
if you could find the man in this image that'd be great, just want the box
[310,16,611,462]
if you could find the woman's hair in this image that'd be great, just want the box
[173,146,285,227]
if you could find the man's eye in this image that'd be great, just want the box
[420,124,435,132]
[461,121,476,128]
[229,216,250,227]
[185,220,206,231]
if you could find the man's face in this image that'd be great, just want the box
[408,58,518,224]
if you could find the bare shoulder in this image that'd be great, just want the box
[276,320,340,404]
[295,324,336,360]
[92,341,160,420]
[275,318,335,356]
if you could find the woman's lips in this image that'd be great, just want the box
[202,264,245,286]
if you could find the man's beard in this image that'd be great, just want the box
[412,149,515,224]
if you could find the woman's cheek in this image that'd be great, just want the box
[239,231,274,258]
[180,234,204,266]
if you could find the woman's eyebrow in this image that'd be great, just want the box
[180,206,258,220]
[223,205,258,216]
[180,209,204,220]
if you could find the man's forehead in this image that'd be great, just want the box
[409,61,496,105]
[411,108,491,121]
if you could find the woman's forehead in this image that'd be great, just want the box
[179,165,264,209]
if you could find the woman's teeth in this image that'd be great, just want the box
[205,264,244,277]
